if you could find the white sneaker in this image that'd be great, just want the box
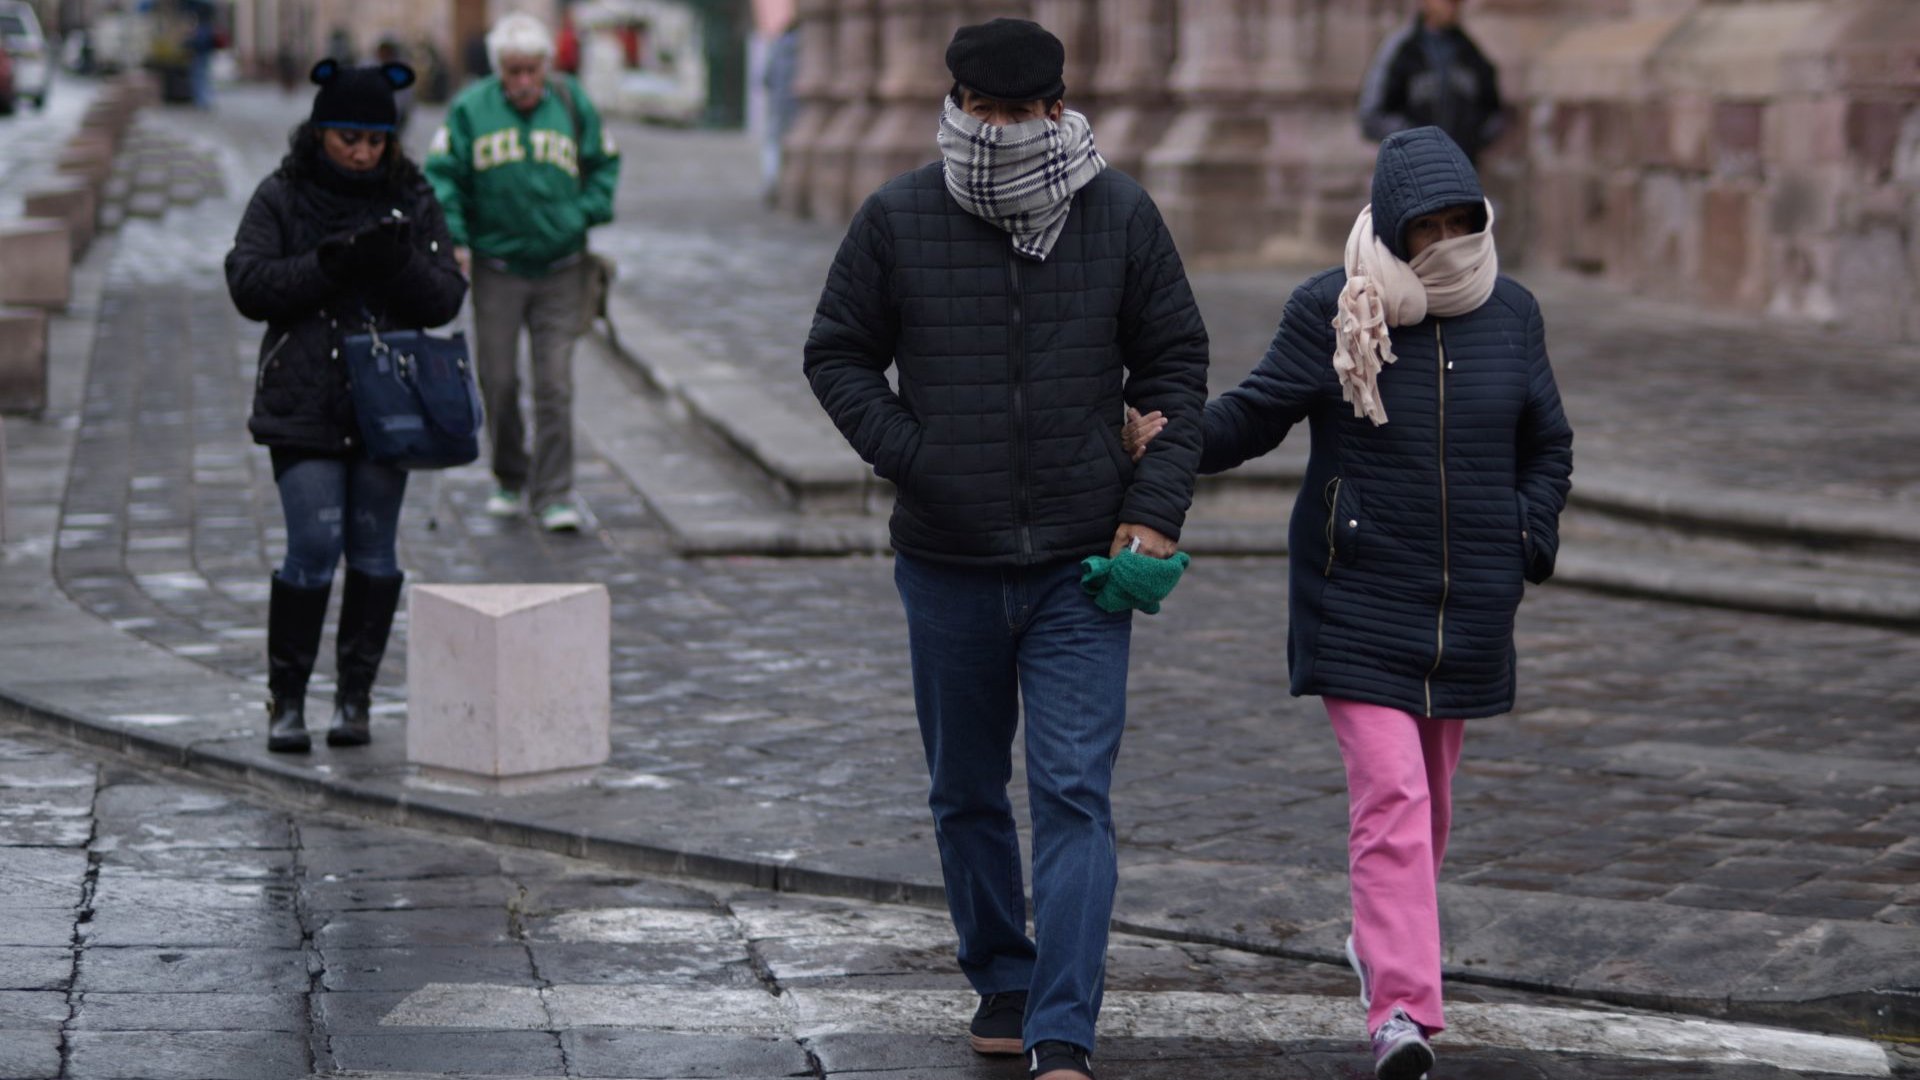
[484,487,523,518]
[1346,933,1372,1009]
[538,501,583,532]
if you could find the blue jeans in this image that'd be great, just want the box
[273,454,408,588]
[893,552,1132,1054]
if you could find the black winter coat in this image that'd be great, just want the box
[1202,130,1573,719]
[805,163,1210,566]
[226,145,468,456]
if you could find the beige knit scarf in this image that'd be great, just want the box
[1332,199,1498,425]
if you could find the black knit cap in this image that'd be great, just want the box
[309,58,416,132]
[945,18,1066,103]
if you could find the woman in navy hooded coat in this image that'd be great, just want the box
[1129,127,1572,1080]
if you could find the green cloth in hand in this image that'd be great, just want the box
[1079,549,1192,614]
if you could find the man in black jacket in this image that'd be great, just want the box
[803,19,1208,1080]
[1358,0,1506,164]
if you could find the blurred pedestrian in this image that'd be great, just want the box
[804,19,1208,1080]
[1358,0,1506,164]
[553,8,580,75]
[759,20,799,203]
[425,12,620,532]
[373,38,413,134]
[1123,127,1573,1080]
[224,60,468,754]
[184,0,218,109]
[326,26,355,65]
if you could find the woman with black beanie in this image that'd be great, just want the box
[225,59,468,753]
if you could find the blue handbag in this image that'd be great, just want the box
[341,324,484,470]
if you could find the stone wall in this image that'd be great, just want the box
[778,0,1920,345]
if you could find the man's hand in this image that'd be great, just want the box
[1121,406,1165,463]
[454,246,472,278]
[1111,523,1177,559]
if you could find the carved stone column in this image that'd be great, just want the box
[777,0,840,213]
[1144,0,1278,254]
[848,0,959,208]
[1030,0,1099,106]
[1088,0,1177,181]
[1256,0,1386,257]
[805,0,883,221]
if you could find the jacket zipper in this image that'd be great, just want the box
[1007,250,1033,560]
[1323,477,1343,576]
[1424,323,1450,716]
[256,331,291,389]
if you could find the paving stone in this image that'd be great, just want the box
[73,947,310,993]
[0,947,72,990]
[318,945,537,992]
[300,839,505,883]
[324,1031,565,1076]
[70,991,306,1031]
[562,1030,813,1078]
[0,908,78,947]
[0,990,71,1026]
[66,1029,309,1079]
[527,941,762,988]
[0,1027,60,1079]
[302,874,516,912]
[81,902,303,947]
[312,908,513,950]
[0,849,87,906]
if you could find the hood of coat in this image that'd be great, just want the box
[1369,126,1486,261]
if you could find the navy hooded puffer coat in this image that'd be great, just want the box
[1201,128,1574,719]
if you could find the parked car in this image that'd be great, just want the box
[0,0,51,110]
[0,43,14,114]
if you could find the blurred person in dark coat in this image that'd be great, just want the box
[1358,0,1506,164]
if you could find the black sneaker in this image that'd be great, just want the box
[968,990,1026,1055]
[1028,1040,1094,1080]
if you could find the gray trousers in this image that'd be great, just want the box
[471,259,586,510]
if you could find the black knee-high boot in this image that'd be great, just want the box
[327,569,405,747]
[267,574,332,753]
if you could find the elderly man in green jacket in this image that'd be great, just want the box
[425,12,620,532]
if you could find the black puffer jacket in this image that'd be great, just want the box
[1202,128,1573,719]
[226,137,468,455]
[805,163,1209,566]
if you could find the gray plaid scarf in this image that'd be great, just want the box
[938,97,1106,262]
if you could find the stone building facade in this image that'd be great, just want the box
[777,0,1920,344]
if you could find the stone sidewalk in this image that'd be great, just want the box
[0,82,1917,1048]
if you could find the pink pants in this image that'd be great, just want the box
[1325,696,1465,1036]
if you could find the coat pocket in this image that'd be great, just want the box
[1516,488,1538,575]
[1323,476,1363,574]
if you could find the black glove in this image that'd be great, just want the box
[348,215,414,280]
[316,231,357,281]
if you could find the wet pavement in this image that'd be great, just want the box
[1,76,1918,1058]
[1,720,1912,1080]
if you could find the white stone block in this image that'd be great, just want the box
[406,584,611,782]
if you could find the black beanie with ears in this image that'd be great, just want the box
[309,58,416,131]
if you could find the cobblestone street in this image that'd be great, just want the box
[2,78,1918,1076]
